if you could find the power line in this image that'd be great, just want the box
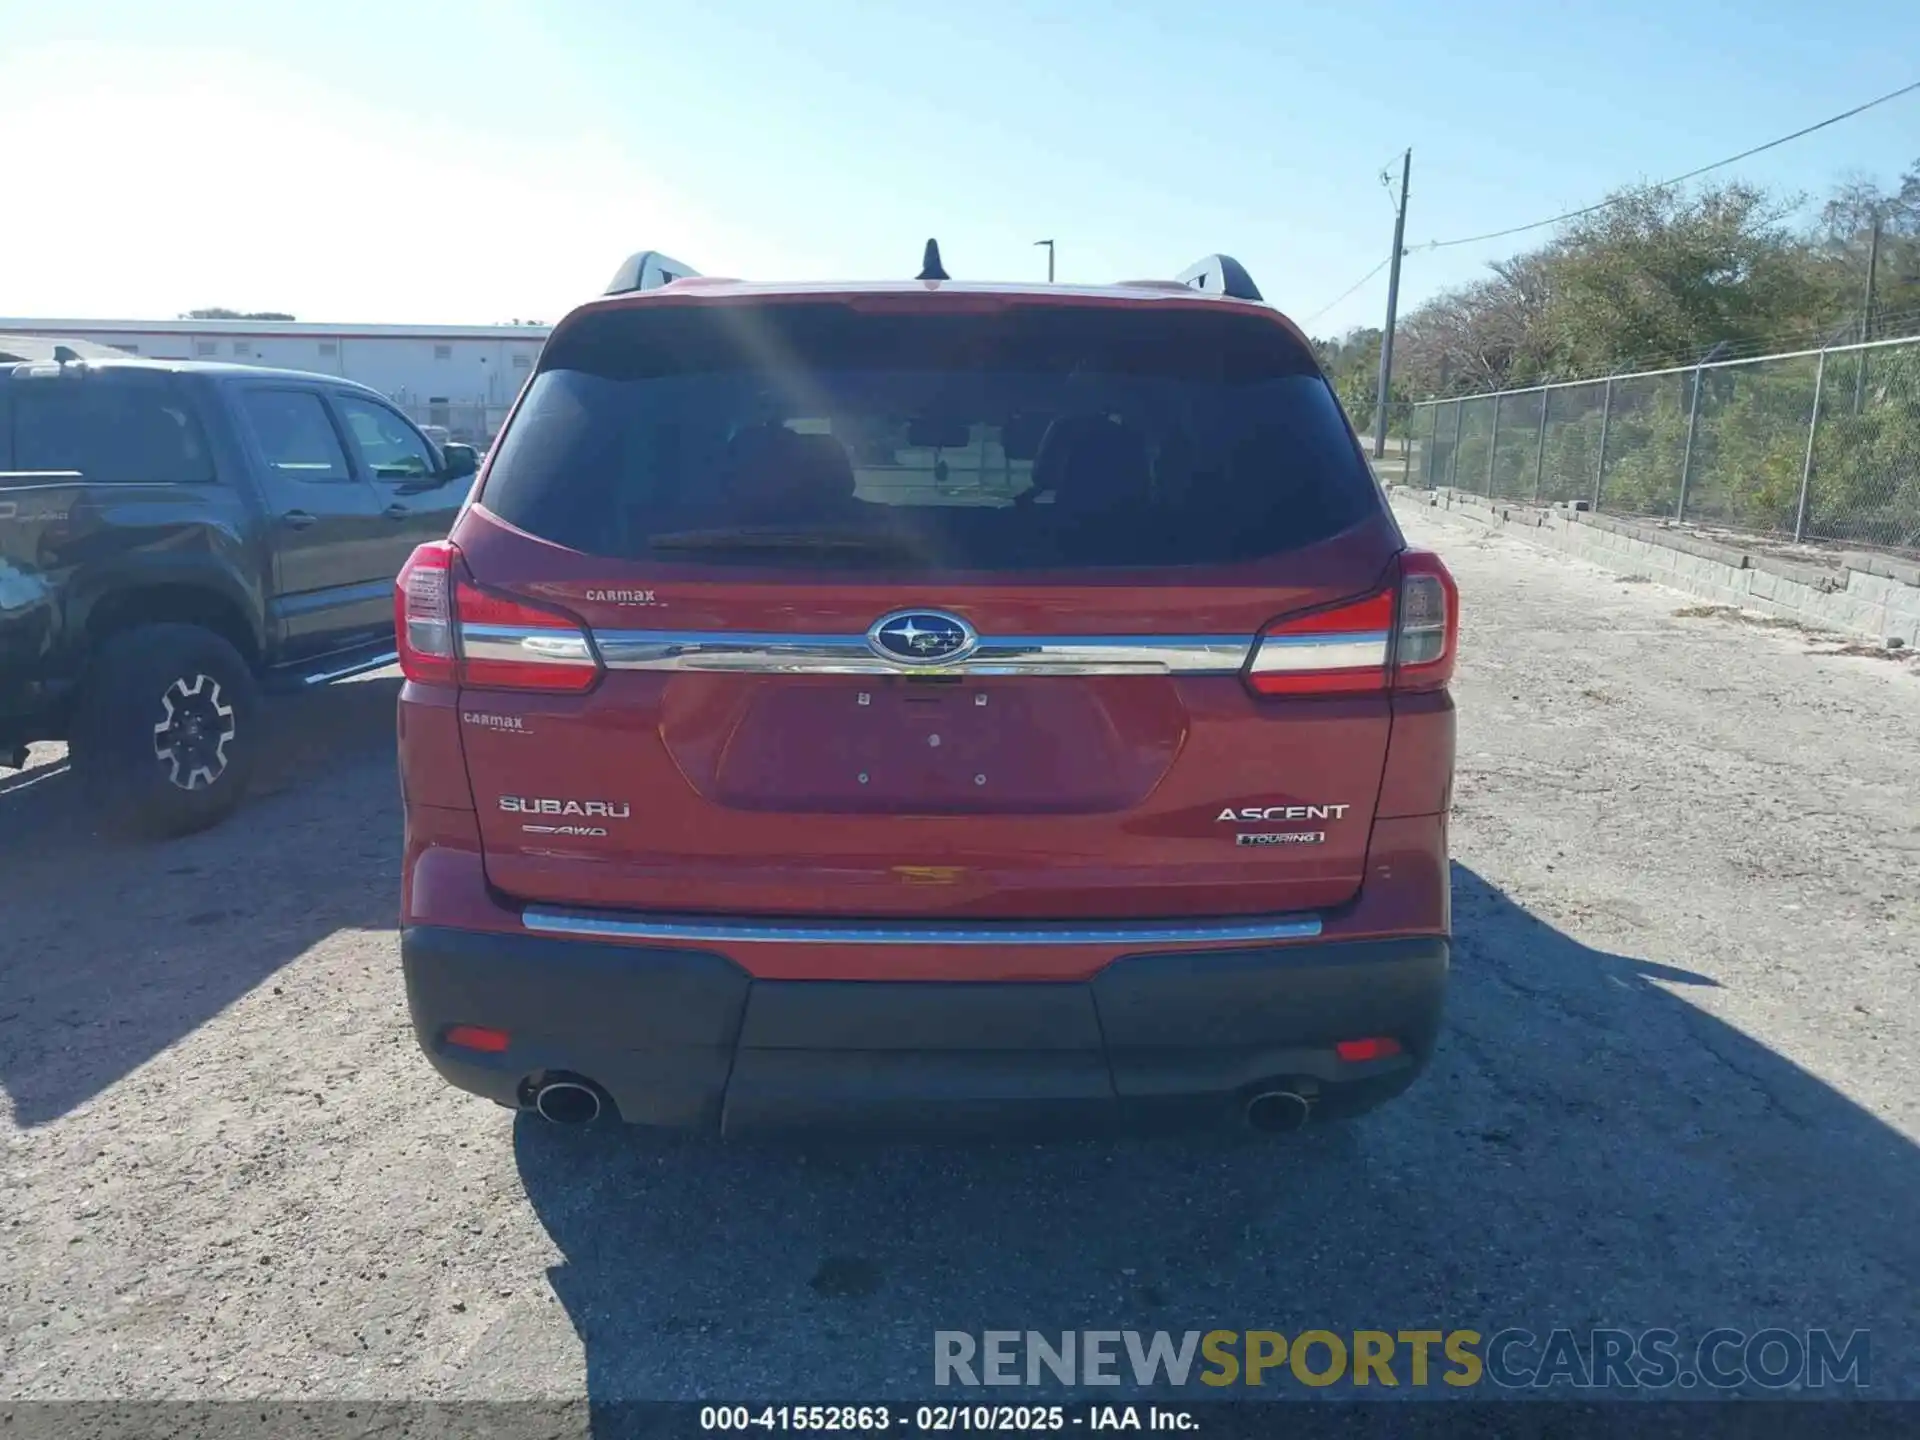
[1299,257,1391,327]
[1596,300,1920,377]
[1418,78,1920,252]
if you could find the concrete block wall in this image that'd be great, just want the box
[1391,487,1920,647]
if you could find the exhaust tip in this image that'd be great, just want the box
[1245,1089,1312,1134]
[534,1079,604,1126]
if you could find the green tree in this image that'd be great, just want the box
[1390,161,1920,544]
[1309,327,1417,437]
[1539,182,1835,375]
[1820,161,1920,342]
[1390,167,1920,399]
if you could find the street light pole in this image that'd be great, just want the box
[1034,239,1055,283]
[1372,148,1412,461]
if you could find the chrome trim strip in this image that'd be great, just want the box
[459,623,596,666]
[1249,630,1389,673]
[521,905,1323,946]
[593,629,1253,676]
[1253,628,1392,651]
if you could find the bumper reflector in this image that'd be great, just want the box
[1335,1036,1403,1063]
[445,1024,512,1054]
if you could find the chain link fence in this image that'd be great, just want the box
[1409,335,1920,555]
[1353,399,1420,487]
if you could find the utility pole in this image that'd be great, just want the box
[1853,211,1881,414]
[1372,149,1412,460]
[1034,239,1055,283]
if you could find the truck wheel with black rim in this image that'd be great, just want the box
[71,624,262,839]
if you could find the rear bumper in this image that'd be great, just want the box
[400,924,1448,1135]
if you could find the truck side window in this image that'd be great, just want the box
[335,397,437,481]
[13,379,215,484]
[239,390,353,483]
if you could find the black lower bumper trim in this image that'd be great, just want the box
[401,926,1447,1135]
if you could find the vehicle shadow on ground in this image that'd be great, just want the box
[515,863,1919,1404]
[0,673,402,1127]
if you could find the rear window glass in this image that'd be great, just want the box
[10,375,214,484]
[480,304,1376,570]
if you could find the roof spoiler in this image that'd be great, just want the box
[604,251,702,296]
[1171,254,1263,302]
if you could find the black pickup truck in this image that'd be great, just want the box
[1,354,477,836]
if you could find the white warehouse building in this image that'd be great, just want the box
[0,317,553,444]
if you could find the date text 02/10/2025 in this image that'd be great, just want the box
[697,1406,1198,1432]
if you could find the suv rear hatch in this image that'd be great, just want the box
[427,294,1416,920]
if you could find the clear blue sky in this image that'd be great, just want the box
[1,0,1914,335]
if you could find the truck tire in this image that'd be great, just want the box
[70,623,262,839]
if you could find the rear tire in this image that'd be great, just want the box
[71,623,261,839]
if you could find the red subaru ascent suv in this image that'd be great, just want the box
[395,245,1456,1137]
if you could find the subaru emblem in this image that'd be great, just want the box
[866,610,978,666]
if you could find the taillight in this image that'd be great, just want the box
[1247,590,1394,696]
[1245,551,1457,697]
[394,541,599,693]
[1392,550,1458,692]
[397,541,456,685]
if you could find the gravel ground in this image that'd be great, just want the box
[3,505,1917,1408]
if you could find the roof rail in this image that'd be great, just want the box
[604,251,703,296]
[1172,254,1263,302]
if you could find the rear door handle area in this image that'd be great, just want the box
[281,510,316,530]
[383,503,411,519]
